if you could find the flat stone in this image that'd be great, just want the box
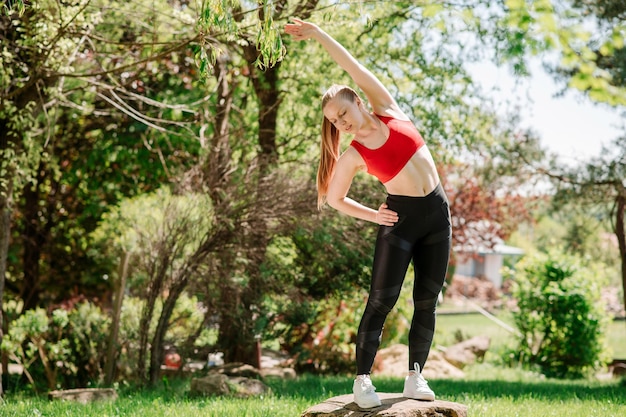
[189,372,272,398]
[48,388,118,404]
[190,373,231,396]
[301,393,467,417]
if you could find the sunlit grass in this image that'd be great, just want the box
[608,319,626,359]
[2,368,625,417]
[434,309,626,360]
[439,363,626,417]
[434,309,518,351]
[3,309,624,416]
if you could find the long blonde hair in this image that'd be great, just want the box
[317,85,360,209]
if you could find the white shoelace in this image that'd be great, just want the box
[356,375,376,393]
[409,362,429,388]
[413,373,429,388]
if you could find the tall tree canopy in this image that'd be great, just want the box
[493,0,626,310]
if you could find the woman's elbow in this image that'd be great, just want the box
[326,195,343,210]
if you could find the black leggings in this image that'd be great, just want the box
[356,183,451,375]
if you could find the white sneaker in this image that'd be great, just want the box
[353,374,382,409]
[403,362,435,401]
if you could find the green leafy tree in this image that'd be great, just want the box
[1,0,210,310]
[0,0,104,393]
[0,0,289,389]
[564,1,626,100]
[548,137,626,315]
[488,0,625,104]
[492,0,626,314]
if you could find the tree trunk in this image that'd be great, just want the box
[218,285,258,366]
[615,190,626,317]
[207,0,320,369]
[0,120,14,396]
[214,38,284,368]
[243,48,281,174]
[104,251,130,386]
[136,261,169,384]
[204,53,234,201]
[0,177,11,398]
[148,275,189,385]
[20,162,47,310]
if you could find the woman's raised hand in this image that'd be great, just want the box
[284,18,320,41]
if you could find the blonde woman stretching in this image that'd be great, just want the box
[285,19,451,409]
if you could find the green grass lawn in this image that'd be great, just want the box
[434,310,626,359]
[608,320,626,359]
[2,367,625,417]
[3,311,624,416]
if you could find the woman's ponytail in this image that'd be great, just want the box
[316,85,359,209]
[317,117,340,209]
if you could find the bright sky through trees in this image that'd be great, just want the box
[469,59,624,162]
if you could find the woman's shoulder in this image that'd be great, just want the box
[340,144,366,169]
[343,144,364,159]
[372,105,411,122]
[374,113,412,126]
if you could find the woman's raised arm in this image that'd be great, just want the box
[285,19,398,115]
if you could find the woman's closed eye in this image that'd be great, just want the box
[333,111,346,125]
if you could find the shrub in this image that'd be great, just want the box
[509,250,611,378]
[64,302,111,386]
[1,301,110,391]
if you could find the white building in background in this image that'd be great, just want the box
[455,242,524,288]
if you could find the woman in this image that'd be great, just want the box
[285,19,451,409]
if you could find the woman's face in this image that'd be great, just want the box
[323,96,364,134]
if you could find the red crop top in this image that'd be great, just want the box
[350,115,425,183]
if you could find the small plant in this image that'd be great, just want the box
[2,308,69,391]
[509,250,611,378]
[1,301,110,391]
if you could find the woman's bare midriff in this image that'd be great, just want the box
[382,146,440,197]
